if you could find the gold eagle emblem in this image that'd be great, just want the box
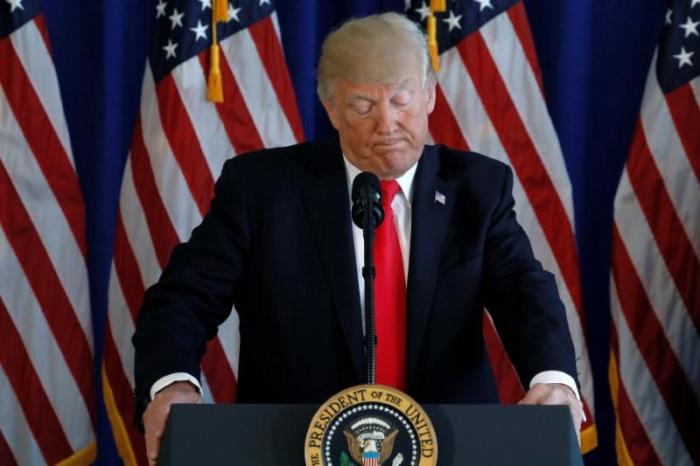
[343,427,399,465]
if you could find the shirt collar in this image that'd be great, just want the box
[342,154,417,203]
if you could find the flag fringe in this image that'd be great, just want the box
[609,353,635,466]
[580,423,598,454]
[55,441,97,466]
[102,367,139,466]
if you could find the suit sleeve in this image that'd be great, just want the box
[132,158,250,419]
[481,165,579,390]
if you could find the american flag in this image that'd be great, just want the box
[609,0,699,464]
[102,0,302,463]
[405,0,597,450]
[0,0,96,465]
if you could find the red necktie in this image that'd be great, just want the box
[374,180,407,389]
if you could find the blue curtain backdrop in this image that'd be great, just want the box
[39,0,665,464]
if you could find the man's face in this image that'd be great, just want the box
[322,72,436,180]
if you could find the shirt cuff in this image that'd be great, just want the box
[150,372,202,401]
[529,370,586,421]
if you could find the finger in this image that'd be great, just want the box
[143,385,201,464]
[144,404,168,464]
[543,391,581,426]
[536,388,581,426]
[145,425,163,465]
[569,405,582,429]
[573,406,582,447]
[547,393,582,441]
[537,389,571,406]
[520,384,583,446]
[572,401,583,431]
[518,384,548,405]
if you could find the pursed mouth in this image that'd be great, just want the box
[373,139,406,147]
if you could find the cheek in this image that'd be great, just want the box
[401,113,427,135]
[345,122,373,144]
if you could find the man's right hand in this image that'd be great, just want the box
[143,381,201,466]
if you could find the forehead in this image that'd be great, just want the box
[336,76,421,100]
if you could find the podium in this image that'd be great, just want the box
[158,403,583,465]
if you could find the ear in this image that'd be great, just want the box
[425,81,436,114]
[321,98,341,130]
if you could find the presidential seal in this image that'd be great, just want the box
[305,385,437,466]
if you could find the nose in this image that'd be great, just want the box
[375,101,397,135]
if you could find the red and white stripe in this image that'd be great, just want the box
[0,14,95,466]
[610,50,700,466]
[103,12,302,465]
[427,2,597,447]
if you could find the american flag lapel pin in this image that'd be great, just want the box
[434,190,446,205]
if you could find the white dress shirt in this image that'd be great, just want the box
[151,155,582,415]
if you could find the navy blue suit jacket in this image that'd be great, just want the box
[133,138,578,416]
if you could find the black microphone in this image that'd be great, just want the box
[350,172,384,385]
[351,172,384,229]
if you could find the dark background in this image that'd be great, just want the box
[40,0,665,464]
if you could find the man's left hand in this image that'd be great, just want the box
[519,383,583,444]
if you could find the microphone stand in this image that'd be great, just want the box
[362,202,377,385]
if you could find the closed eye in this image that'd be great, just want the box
[351,100,372,115]
[392,90,413,107]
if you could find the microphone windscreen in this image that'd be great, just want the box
[351,172,380,202]
[351,172,383,229]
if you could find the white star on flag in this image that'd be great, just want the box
[198,0,211,10]
[5,0,23,12]
[190,20,209,41]
[228,3,241,22]
[443,10,463,31]
[673,46,694,68]
[169,8,184,29]
[665,8,673,24]
[692,0,700,8]
[679,16,700,37]
[155,0,167,18]
[163,39,178,59]
[415,2,432,21]
[259,0,271,5]
[474,0,493,12]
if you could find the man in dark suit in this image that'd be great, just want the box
[133,12,583,466]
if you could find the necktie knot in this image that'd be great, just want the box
[380,180,401,208]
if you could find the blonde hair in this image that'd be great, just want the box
[316,12,434,100]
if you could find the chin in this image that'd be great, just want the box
[377,156,414,179]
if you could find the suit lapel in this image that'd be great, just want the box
[302,140,365,382]
[406,145,456,386]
